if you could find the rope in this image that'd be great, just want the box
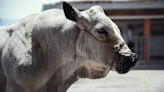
[109,42,126,70]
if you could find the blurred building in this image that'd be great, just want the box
[43,0,164,61]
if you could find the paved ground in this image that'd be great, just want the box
[67,70,164,92]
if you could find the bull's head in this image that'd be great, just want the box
[63,2,138,79]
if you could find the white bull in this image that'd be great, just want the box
[1,2,137,92]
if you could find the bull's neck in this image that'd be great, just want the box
[44,26,82,92]
[47,70,79,92]
[46,58,80,92]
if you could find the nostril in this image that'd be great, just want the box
[130,53,138,62]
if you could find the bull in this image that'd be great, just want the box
[1,2,137,92]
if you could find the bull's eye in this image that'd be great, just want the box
[97,28,108,35]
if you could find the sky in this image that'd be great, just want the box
[0,0,70,21]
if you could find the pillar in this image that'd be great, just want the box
[144,18,151,61]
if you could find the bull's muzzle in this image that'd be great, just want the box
[116,52,138,74]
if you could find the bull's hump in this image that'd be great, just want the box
[36,9,71,27]
[32,9,76,34]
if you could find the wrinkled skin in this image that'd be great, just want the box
[1,2,137,92]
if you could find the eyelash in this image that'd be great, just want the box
[97,28,108,35]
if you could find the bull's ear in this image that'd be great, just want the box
[63,2,80,21]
